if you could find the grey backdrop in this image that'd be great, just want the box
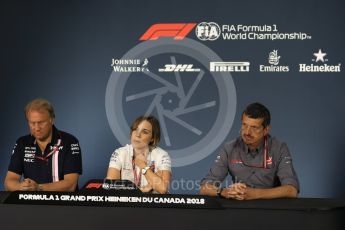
[1,0,344,197]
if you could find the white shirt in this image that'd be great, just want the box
[108,144,171,187]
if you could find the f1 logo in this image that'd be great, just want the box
[140,23,197,40]
[85,183,102,189]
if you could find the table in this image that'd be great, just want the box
[0,191,344,230]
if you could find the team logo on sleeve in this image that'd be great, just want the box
[284,156,292,164]
[161,155,171,168]
[71,143,80,155]
[11,143,17,155]
[110,151,120,162]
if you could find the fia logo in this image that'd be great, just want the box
[195,22,221,41]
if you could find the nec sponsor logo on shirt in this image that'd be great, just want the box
[24,153,35,162]
[299,49,341,72]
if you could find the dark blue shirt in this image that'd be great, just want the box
[8,126,82,184]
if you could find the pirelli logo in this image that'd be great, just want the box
[210,62,250,72]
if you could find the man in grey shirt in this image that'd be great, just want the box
[200,102,299,200]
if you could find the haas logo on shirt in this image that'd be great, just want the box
[230,159,243,164]
[266,156,272,165]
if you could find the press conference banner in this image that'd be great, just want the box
[1,0,344,197]
[2,191,222,209]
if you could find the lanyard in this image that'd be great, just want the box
[132,152,152,187]
[35,139,61,162]
[263,135,268,169]
[132,159,142,187]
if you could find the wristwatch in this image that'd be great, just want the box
[38,184,43,191]
[141,166,150,175]
[216,187,223,197]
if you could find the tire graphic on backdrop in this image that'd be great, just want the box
[105,38,236,167]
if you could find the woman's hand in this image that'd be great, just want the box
[134,153,147,169]
[140,184,153,193]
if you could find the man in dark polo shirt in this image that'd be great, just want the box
[4,98,82,191]
[200,102,299,200]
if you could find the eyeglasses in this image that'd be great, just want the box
[240,123,263,133]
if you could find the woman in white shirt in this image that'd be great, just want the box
[106,116,171,194]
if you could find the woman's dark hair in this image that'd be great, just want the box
[130,115,161,148]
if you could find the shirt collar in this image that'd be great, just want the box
[51,125,60,145]
[241,135,270,155]
[32,125,60,146]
